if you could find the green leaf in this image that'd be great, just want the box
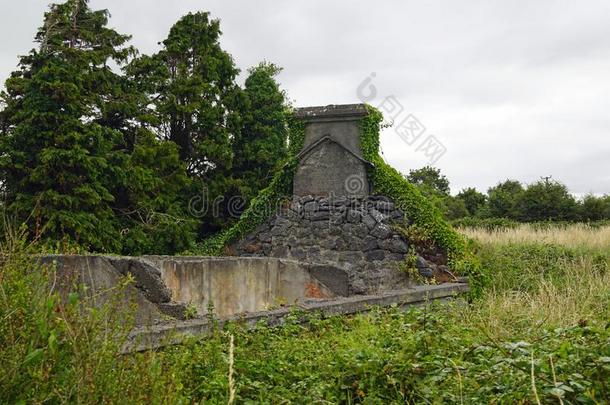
[22,348,44,367]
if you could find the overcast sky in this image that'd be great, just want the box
[1,0,609,196]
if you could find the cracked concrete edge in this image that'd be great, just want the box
[123,282,469,353]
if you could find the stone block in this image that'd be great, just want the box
[334,238,347,250]
[370,224,392,239]
[361,236,378,251]
[339,250,364,263]
[369,208,385,223]
[362,214,376,230]
[389,238,409,253]
[354,223,369,238]
[365,249,385,262]
[290,247,306,261]
[328,224,343,236]
[303,200,317,212]
[375,201,395,212]
[346,209,362,223]
[271,245,289,257]
[311,209,330,221]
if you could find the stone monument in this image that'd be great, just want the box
[234,104,417,294]
[293,104,371,197]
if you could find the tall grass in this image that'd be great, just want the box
[460,223,610,250]
[0,223,185,403]
[1,222,609,403]
[461,224,610,337]
[467,253,610,338]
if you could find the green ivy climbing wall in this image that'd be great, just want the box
[199,105,465,260]
[360,106,465,260]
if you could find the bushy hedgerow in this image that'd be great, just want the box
[198,105,466,259]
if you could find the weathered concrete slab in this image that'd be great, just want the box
[40,255,350,323]
[38,255,167,325]
[38,254,470,353]
[143,256,339,318]
[124,282,469,352]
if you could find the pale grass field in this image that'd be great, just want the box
[458,224,610,338]
[469,257,610,338]
[460,223,610,250]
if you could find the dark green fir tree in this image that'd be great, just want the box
[0,0,196,253]
[131,12,243,235]
[232,62,289,207]
[0,0,134,251]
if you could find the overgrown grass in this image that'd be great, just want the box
[461,223,610,250]
[2,223,609,403]
[0,224,185,403]
[161,226,609,403]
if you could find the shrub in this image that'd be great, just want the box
[518,180,579,222]
[0,223,183,403]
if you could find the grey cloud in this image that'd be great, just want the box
[1,0,608,195]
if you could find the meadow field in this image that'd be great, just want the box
[1,223,609,403]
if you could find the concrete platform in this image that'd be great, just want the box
[124,282,469,352]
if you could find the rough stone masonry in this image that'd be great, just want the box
[234,194,412,294]
[232,104,443,294]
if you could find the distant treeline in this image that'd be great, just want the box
[406,166,610,224]
[0,1,289,254]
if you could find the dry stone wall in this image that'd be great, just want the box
[233,194,414,294]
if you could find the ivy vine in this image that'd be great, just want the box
[360,105,466,260]
[199,105,466,261]
[198,115,305,255]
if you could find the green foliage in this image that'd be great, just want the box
[456,187,487,216]
[360,106,466,259]
[444,196,469,220]
[580,194,609,221]
[487,179,525,219]
[451,216,520,230]
[0,225,184,403]
[133,11,243,235]
[405,168,472,221]
[3,220,610,403]
[0,1,198,254]
[116,130,196,255]
[190,305,607,404]
[518,180,579,222]
[0,0,134,251]
[195,115,304,255]
[406,165,451,196]
[455,183,608,224]
[172,231,610,403]
[472,241,609,294]
[232,61,289,206]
